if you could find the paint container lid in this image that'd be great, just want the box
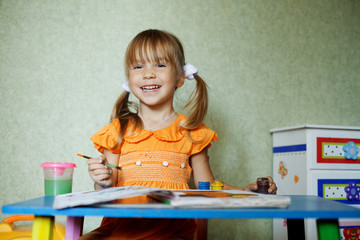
[41,162,76,176]
[41,162,76,168]
[198,182,210,190]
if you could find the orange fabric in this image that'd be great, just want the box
[91,113,217,155]
[83,114,218,240]
[90,113,218,190]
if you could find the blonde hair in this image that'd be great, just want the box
[110,29,208,148]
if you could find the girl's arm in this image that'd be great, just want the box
[191,148,245,190]
[87,149,119,190]
[190,148,215,189]
[191,148,277,193]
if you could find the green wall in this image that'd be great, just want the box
[1,1,359,239]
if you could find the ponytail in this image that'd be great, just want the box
[110,91,141,149]
[181,73,208,130]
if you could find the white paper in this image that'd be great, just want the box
[53,187,291,209]
[53,186,159,209]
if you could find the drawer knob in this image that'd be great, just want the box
[342,141,359,160]
[344,181,360,201]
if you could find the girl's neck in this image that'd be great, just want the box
[138,107,177,131]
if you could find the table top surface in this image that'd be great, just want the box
[2,195,360,219]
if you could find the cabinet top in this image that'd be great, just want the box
[270,124,360,133]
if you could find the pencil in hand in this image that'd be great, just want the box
[77,153,121,170]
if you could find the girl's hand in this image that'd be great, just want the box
[244,176,277,194]
[87,155,113,189]
[267,176,277,194]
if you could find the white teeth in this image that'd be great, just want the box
[141,86,160,90]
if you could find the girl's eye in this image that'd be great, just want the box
[157,63,166,68]
[133,65,142,69]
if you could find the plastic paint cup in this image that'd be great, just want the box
[211,180,224,190]
[256,177,270,194]
[198,182,210,190]
[41,162,76,196]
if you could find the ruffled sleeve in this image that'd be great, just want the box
[189,124,218,155]
[90,119,122,154]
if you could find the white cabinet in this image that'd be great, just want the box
[271,125,360,240]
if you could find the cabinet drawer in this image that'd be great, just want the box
[309,129,360,170]
[310,171,360,240]
[310,171,360,206]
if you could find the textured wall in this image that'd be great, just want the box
[1,0,359,239]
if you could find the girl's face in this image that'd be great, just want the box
[128,51,184,109]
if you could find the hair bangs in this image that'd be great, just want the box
[129,40,169,65]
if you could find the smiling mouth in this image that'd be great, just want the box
[141,85,160,91]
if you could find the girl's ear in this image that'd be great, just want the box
[176,73,185,88]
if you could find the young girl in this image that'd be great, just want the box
[82,29,277,240]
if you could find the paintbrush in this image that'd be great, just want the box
[77,153,121,170]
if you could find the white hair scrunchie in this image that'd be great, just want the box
[184,63,198,80]
[122,81,131,93]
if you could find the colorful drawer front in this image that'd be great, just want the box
[317,137,360,165]
[314,174,360,240]
[318,179,360,205]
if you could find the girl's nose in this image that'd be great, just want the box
[143,67,155,79]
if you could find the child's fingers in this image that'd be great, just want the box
[98,155,106,162]
[87,155,105,164]
[89,165,111,175]
[96,173,111,181]
[90,167,110,174]
[266,176,274,183]
[266,176,277,194]
[87,155,108,170]
[87,159,106,166]
[91,168,112,182]
[269,183,277,194]
[245,182,257,192]
[87,159,111,180]
[87,162,105,171]
[85,155,112,187]
[251,182,258,191]
[87,162,103,170]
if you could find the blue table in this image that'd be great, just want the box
[2,195,360,240]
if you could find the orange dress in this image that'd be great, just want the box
[82,113,218,240]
